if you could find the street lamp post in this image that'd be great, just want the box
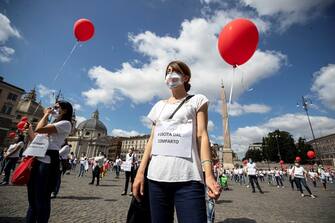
[274,134,281,161]
[298,96,321,164]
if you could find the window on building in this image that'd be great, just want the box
[1,104,13,115]
[85,131,90,136]
[7,93,18,101]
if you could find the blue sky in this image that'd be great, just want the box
[1,0,335,158]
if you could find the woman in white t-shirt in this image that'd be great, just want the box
[132,61,221,223]
[25,100,73,222]
[0,133,25,185]
[292,161,316,198]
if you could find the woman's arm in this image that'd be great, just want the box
[133,126,154,201]
[34,108,58,134]
[197,103,221,199]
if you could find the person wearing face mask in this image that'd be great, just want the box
[291,161,316,198]
[246,159,263,194]
[0,133,25,186]
[24,101,73,222]
[132,60,221,223]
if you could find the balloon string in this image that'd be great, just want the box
[53,41,79,82]
[228,67,235,108]
[223,66,235,148]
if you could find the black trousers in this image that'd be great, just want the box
[91,166,101,185]
[248,175,263,192]
[3,157,18,183]
[124,168,135,193]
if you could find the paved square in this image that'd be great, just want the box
[0,170,334,223]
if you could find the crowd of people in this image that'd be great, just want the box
[213,160,334,197]
[0,60,334,223]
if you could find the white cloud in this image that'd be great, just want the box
[82,9,284,107]
[0,13,21,43]
[240,0,335,31]
[213,101,271,116]
[75,116,86,127]
[0,46,15,62]
[73,103,82,111]
[37,84,56,104]
[0,13,21,63]
[111,129,143,137]
[208,120,215,132]
[231,113,335,158]
[311,64,335,111]
[140,116,153,129]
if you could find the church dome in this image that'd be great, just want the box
[77,109,107,134]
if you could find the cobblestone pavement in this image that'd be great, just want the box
[0,170,334,223]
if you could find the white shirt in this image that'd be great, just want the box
[48,121,72,150]
[59,145,71,160]
[115,158,122,166]
[238,168,243,175]
[37,120,72,163]
[293,166,305,178]
[125,153,137,167]
[147,94,208,183]
[246,163,257,175]
[7,141,24,158]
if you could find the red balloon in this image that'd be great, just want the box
[8,132,16,139]
[295,156,301,162]
[279,160,284,164]
[17,121,27,130]
[21,116,28,122]
[307,151,315,159]
[74,18,95,42]
[218,18,259,66]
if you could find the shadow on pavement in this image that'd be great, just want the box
[0,217,25,223]
[56,196,102,200]
[216,200,233,204]
[97,184,119,187]
[218,218,257,223]
[104,199,117,202]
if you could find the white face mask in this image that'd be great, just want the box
[48,108,60,123]
[165,72,183,89]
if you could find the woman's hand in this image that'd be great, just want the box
[132,172,145,202]
[44,107,53,116]
[206,175,221,200]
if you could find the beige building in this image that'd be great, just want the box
[307,133,335,166]
[121,135,150,160]
[14,88,44,128]
[67,109,124,161]
[0,76,25,146]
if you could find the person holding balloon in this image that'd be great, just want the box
[24,101,73,222]
[132,60,221,223]
[0,133,25,186]
[291,160,316,198]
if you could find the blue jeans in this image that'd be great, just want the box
[78,164,85,177]
[26,161,51,223]
[148,180,207,223]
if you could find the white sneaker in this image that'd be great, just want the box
[277,185,280,188]
[311,195,316,199]
[301,194,305,197]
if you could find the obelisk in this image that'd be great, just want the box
[221,84,234,169]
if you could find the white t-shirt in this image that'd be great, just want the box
[293,166,305,178]
[115,158,122,166]
[59,145,71,160]
[37,120,72,163]
[7,141,24,158]
[125,153,137,167]
[247,163,257,175]
[147,94,208,183]
[48,120,72,150]
[238,168,243,175]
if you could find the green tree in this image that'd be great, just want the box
[245,148,263,162]
[262,130,296,163]
[295,137,313,164]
